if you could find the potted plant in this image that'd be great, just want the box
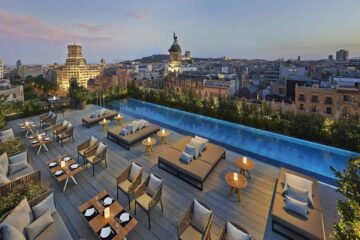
[331,157,360,240]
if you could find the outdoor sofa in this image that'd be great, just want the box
[0,191,73,240]
[107,121,160,150]
[81,108,117,128]
[271,167,325,240]
[158,136,225,190]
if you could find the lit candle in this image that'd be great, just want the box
[38,134,42,140]
[243,156,247,164]
[53,96,56,100]
[234,173,238,181]
[147,137,151,143]
[117,113,121,118]
[161,129,165,134]
[25,120,29,126]
[60,161,65,168]
[103,118,106,123]
[104,207,110,219]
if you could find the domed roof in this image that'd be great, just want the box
[168,33,181,52]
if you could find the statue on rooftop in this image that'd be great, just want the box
[173,32,177,41]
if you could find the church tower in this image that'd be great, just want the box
[168,33,182,73]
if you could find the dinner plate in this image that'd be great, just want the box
[44,137,50,141]
[103,197,113,205]
[29,136,35,139]
[55,170,63,176]
[84,208,95,217]
[119,212,130,222]
[70,164,79,169]
[63,157,71,161]
[100,226,111,238]
[31,140,39,144]
[49,162,57,167]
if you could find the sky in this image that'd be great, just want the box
[1,0,360,64]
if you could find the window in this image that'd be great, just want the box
[299,104,304,110]
[311,95,318,103]
[298,94,305,101]
[343,95,350,102]
[326,107,332,115]
[12,93,16,99]
[312,105,317,112]
[343,107,350,117]
[325,97,332,104]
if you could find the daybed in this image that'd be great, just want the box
[81,108,117,128]
[158,136,225,190]
[271,167,325,240]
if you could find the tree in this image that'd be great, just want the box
[0,95,9,129]
[68,78,87,109]
[331,158,360,240]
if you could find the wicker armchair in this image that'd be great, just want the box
[42,113,57,129]
[77,137,99,165]
[39,112,52,127]
[52,121,69,140]
[57,125,74,147]
[134,174,164,229]
[178,201,213,240]
[85,143,107,176]
[116,163,143,210]
[217,222,250,240]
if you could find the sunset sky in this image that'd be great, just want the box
[1,0,360,64]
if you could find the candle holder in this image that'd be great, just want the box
[104,207,110,219]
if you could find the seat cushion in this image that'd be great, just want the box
[2,198,34,235]
[86,156,95,163]
[180,225,203,240]
[284,173,313,207]
[0,152,9,175]
[146,174,162,197]
[191,199,211,233]
[226,222,250,240]
[136,193,152,210]
[129,163,141,182]
[118,179,132,193]
[25,209,54,240]
[34,212,73,240]
[8,159,28,176]
[8,151,27,164]
[32,193,57,218]
[8,164,34,181]
[0,224,26,240]
[0,173,11,185]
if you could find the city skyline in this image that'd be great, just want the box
[1,0,360,64]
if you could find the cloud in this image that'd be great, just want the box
[0,10,112,43]
[77,23,104,33]
[129,10,151,20]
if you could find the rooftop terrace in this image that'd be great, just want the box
[6,104,341,239]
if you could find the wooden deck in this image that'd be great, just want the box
[8,105,341,240]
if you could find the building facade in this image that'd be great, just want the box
[167,33,182,73]
[0,79,24,102]
[0,59,4,79]
[336,49,349,62]
[56,44,101,90]
[295,84,360,118]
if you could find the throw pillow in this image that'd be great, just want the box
[286,183,309,204]
[0,128,14,137]
[184,144,196,159]
[180,151,192,164]
[226,221,250,240]
[100,108,107,116]
[191,199,212,233]
[128,163,142,182]
[0,173,11,185]
[194,135,209,152]
[120,128,129,136]
[146,174,162,197]
[2,198,34,235]
[0,224,26,240]
[284,173,313,206]
[8,159,28,175]
[9,151,27,164]
[62,120,69,126]
[0,152,9,175]
[95,143,107,156]
[189,138,202,158]
[32,193,57,218]
[285,195,308,218]
[25,209,54,240]
[66,123,73,130]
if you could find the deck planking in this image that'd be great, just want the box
[7,104,341,240]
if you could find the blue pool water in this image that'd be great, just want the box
[108,98,358,184]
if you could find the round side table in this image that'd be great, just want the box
[114,115,124,126]
[99,119,111,134]
[142,138,157,155]
[225,172,247,202]
[157,130,170,145]
[235,158,255,179]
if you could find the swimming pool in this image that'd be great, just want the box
[108,98,358,184]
